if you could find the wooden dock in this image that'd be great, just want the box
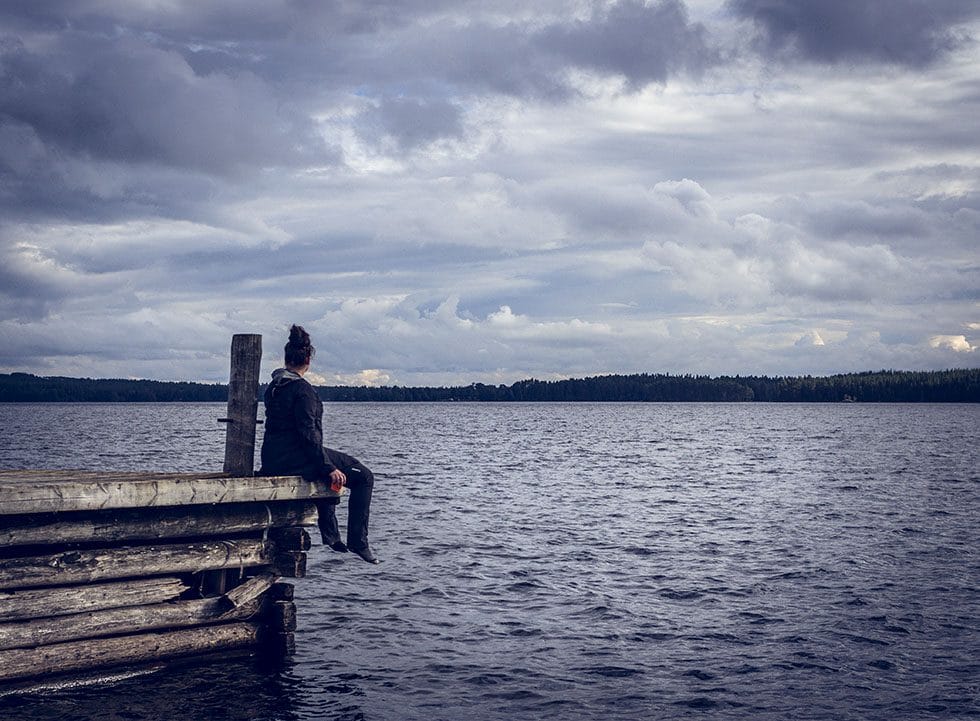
[0,334,338,687]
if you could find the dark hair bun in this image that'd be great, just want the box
[284,324,315,366]
[288,324,311,349]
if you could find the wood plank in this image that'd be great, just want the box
[223,333,262,476]
[0,577,188,622]
[0,501,318,547]
[0,471,227,483]
[0,538,269,590]
[0,473,337,515]
[0,622,261,682]
[222,572,277,610]
[0,596,263,651]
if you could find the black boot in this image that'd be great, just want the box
[351,545,380,564]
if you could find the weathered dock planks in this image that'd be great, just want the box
[0,470,335,515]
[0,500,319,547]
[0,596,265,651]
[0,537,270,590]
[0,577,188,622]
[0,472,319,685]
[0,623,264,683]
[0,333,328,686]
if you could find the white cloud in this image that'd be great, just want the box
[653,178,716,219]
[929,335,975,353]
[796,330,825,347]
[309,369,392,386]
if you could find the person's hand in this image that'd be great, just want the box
[328,468,346,490]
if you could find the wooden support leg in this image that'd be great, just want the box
[200,569,227,597]
[270,582,294,602]
[272,551,307,578]
[268,601,297,633]
[260,629,296,657]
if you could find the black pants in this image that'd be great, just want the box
[318,447,374,551]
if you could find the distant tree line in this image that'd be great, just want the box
[316,369,980,402]
[0,373,227,402]
[2,369,978,403]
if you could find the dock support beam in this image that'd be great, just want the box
[222,333,263,476]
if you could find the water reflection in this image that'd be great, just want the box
[0,652,364,721]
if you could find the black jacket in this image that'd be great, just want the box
[259,369,336,480]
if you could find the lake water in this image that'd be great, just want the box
[0,402,977,720]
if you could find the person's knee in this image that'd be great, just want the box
[344,464,373,489]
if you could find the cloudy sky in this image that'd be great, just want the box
[1,0,978,386]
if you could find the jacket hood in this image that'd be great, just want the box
[269,368,304,388]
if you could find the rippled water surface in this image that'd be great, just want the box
[0,402,977,720]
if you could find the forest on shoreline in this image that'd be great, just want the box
[1,369,978,403]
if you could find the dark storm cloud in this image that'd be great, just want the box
[795,200,931,241]
[151,234,506,291]
[1,0,713,97]
[0,121,111,222]
[357,97,464,150]
[728,0,980,65]
[396,1,713,99]
[0,13,335,225]
[0,34,329,174]
[0,260,60,321]
[0,0,715,225]
[540,0,713,87]
[0,0,454,39]
[0,119,223,224]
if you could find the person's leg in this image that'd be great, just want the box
[343,463,374,552]
[316,498,345,550]
[324,448,377,561]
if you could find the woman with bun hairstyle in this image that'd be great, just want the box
[260,325,379,564]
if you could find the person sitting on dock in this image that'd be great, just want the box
[259,325,379,564]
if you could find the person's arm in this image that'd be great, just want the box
[292,384,337,478]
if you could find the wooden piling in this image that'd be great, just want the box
[222,333,262,476]
[207,334,264,597]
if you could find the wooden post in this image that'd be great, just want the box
[222,333,262,477]
[215,333,261,597]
